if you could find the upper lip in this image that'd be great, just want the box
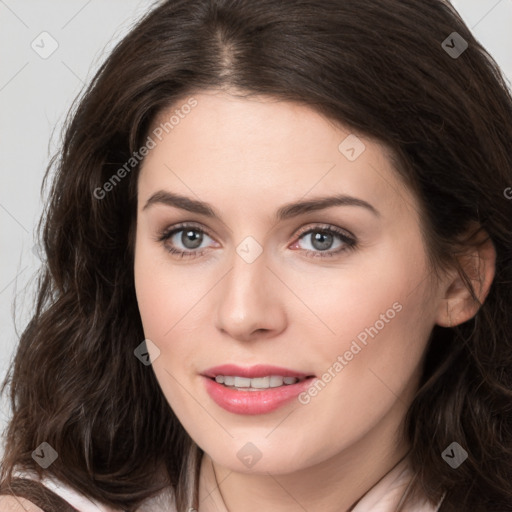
[202,364,314,379]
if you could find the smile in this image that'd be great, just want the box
[201,364,316,414]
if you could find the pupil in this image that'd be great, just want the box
[182,230,203,249]
[312,231,332,251]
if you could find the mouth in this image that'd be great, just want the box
[201,364,317,414]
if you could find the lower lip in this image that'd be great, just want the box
[203,376,316,415]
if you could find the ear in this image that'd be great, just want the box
[435,228,496,327]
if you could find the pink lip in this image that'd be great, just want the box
[201,364,316,415]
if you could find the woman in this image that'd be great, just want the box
[1,0,511,510]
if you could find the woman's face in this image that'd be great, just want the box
[134,89,445,474]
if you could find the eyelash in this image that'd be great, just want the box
[156,222,357,260]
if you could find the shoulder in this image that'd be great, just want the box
[0,494,45,511]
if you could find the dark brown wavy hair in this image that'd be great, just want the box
[2,0,512,510]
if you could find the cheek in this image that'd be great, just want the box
[296,238,436,412]
[133,244,198,407]
[134,258,169,337]
[304,243,435,405]
[288,246,432,357]
[134,238,204,339]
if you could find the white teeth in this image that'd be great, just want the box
[251,376,270,388]
[213,375,301,389]
[269,376,284,387]
[234,376,252,388]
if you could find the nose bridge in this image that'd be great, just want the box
[215,235,284,339]
[223,238,268,315]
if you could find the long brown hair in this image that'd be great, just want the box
[2,1,512,510]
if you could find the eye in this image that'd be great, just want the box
[156,223,217,259]
[156,222,357,260]
[290,224,357,258]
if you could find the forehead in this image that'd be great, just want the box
[138,90,416,222]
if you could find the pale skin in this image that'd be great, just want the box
[132,89,496,512]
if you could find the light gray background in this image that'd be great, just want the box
[1,0,511,459]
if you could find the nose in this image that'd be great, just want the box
[215,246,287,342]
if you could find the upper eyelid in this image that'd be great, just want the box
[160,221,209,234]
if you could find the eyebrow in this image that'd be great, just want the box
[142,190,380,221]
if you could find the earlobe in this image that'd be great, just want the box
[435,232,496,328]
